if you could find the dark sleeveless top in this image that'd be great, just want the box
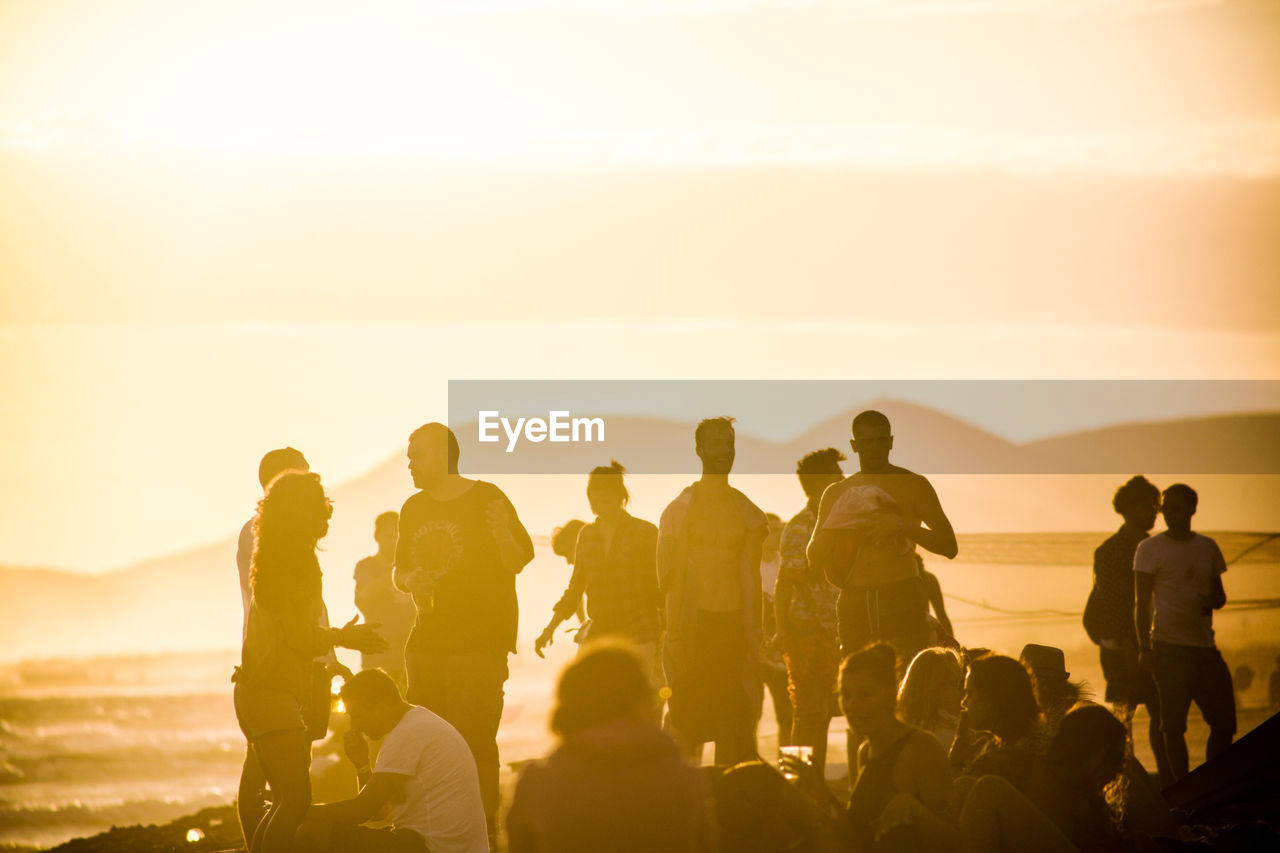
[846,728,924,852]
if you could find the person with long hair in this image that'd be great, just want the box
[950,653,1045,790]
[233,472,386,853]
[898,647,965,753]
[1027,703,1134,852]
[785,643,957,851]
[535,462,661,680]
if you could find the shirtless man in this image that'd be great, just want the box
[658,417,768,765]
[807,410,957,668]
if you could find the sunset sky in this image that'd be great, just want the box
[2,0,1278,572]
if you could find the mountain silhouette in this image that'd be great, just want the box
[1,403,1276,662]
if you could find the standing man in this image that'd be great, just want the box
[394,422,534,844]
[1086,475,1170,785]
[806,410,957,669]
[658,417,768,765]
[1136,483,1235,782]
[775,448,845,777]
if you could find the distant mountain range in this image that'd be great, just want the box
[3,401,1276,663]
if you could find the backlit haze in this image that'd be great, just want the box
[2,0,1279,576]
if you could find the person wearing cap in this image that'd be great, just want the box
[1019,645,1085,739]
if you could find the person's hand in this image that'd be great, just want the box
[779,752,829,805]
[328,660,355,682]
[873,792,921,840]
[534,625,556,658]
[343,729,370,769]
[486,499,516,546]
[336,616,388,654]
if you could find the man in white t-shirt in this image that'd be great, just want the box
[1134,483,1236,783]
[299,669,489,853]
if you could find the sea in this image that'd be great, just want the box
[2,534,1277,851]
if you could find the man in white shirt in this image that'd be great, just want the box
[1135,483,1236,782]
[299,669,490,853]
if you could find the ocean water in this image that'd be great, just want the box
[1,534,1277,851]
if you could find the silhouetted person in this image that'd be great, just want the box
[658,417,768,765]
[757,512,794,751]
[784,643,957,851]
[711,760,845,853]
[1026,704,1132,853]
[807,410,958,671]
[353,511,416,690]
[950,653,1045,790]
[1019,644,1087,739]
[898,647,965,753]
[1085,475,1169,784]
[393,422,534,843]
[776,448,845,777]
[1135,483,1235,781]
[535,462,661,684]
[297,668,488,853]
[506,642,713,853]
[232,472,385,853]
[234,448,351,851]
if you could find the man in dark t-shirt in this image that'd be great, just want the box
[393,422,534,843]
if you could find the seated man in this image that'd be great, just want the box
[297,669,489,853]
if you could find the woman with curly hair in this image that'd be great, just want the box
[1028,703,1134,852]
[233,471,385,853]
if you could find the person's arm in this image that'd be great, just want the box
[874,733,959,848]
[807,485,853,588]
[922,571,953,638]
[1209,543,1228,610]
[775,515,809,639]
[1135,572,1156,664]
[487,491,535,574]
[906,478,958,560]
[391,498,416,595]
[747,522,766,650]
[308,772,407,825]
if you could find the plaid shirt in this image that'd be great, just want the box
[1090,525,1148,645]
[553,512,661,643]
[779,504,839,635]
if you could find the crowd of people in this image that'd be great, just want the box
[228,411,1260,852]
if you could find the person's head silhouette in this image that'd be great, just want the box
[407,423,459,488]
[1112,475,1160,533]
[849,410,892,473]
[796,447,845,503]
[586,460,629,517]
[550,641,659,736]
[258,447,309,492]
[695,416,736,477]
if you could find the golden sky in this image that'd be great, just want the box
[1,0,1278,570]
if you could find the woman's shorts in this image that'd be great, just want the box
[233,678,307,742]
